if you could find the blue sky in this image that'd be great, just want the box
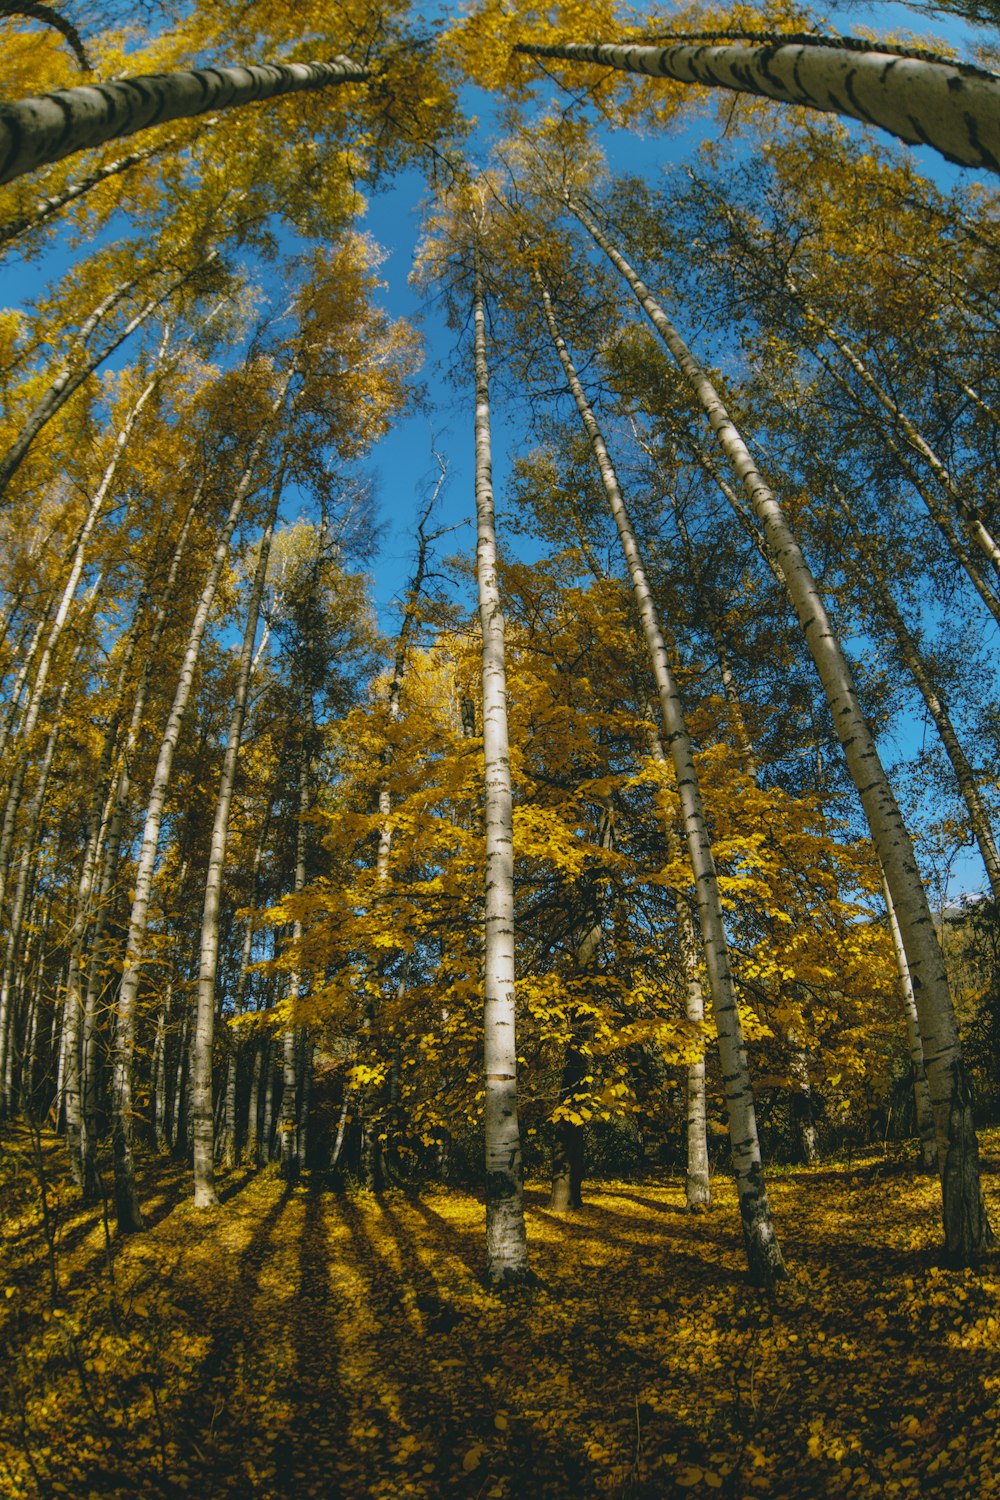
[350,0,998,902]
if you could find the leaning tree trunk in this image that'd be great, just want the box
[0,269,192,499]
[834,488,1000,901]
[882,873,938,1172]
[191,464,282,1207]
[790,283,1000,575]
[473,254,531,1287]
[513,37,1000,175]
[809,345,1000,629]
[0,362,159,907]
[0,140,166,253]
[111,401,281,1233]
[0,56,370,187]
[569,195,993,1261]
[537,275,784,1285]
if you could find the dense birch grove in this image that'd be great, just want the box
[1,0,1000,1334]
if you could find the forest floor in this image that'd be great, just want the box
[1,1129,999,1499]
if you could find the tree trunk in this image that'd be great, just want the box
[882,874,938,1172]
[474,252,531,1287]
[192,467,281,1207]
[0,57,370,187]
[571,198,993,1262]
[537,275,784,1284]
[0,141,163,252]
[111,398,281,1233]
[645,719,712,1212]
[0,365,158,906]
[513,38,1000,174]
[0,273,189,499]
[835,489,1000,901]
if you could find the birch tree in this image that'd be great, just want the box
[511,34,1000,176]
[562,188,994,1263]
[533,265,785,1285]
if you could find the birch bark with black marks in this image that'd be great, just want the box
[0,57,370,187]
[0,142,163,253]
[111,386,286,1233]
[474,253,531,1287]
[0,266,200,499]
[833,488,1000,901]
[0,361,159,908]
[882,873,938,1171]
[644,717,712,1212]
[513,37,1000,175]
[537,276,784,1284]
[569,195,993,1261]
[191,464,282,1207]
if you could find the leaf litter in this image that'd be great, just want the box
[1,1128,998,1498]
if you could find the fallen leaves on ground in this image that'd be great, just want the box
[1,1130,999,1497]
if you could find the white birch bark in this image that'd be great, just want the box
[0,141,163,253]
[792,286,1000,575]
[513,38,1000,175]
[191,467,281,1207]
[279,752,309,1184]
[834,490,1000,901]
[0,57,369,187]
[537,278,784,1283]
[810,344,1000,628]
[0,362,159,907]
[111,386,285,1232]
[569,197,994,1260]
[474,253,531,1286]
[645,717,711,1212]
[0,272,186,498]
[882,873,938,1171]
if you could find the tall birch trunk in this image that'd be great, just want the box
[473,254,531,1287]
[834,491,1000,901]
[279,752,309,1185]
[0,141,165,253]
[882,874,939,1172]
[111,392,283,1233]
[569,197,994,1261]
[0,365,158,907]
[513,38,1000,174]
[0,57,369,187]
[191,468,281,1207]
[789,285,1000,575]
[0,270,192,499]
[537,277,784,1284]
[645,717,711,1212]
[809,344,1000,629]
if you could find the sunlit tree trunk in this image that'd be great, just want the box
[474,253,531,1287]
[111,406,279,1233]
[513,38,1000,174]
[570,197,993,1261]
[792,286,1000,574]
[549,800,613,1213]
[0,57,370,187]
[279,753,310,1185]
[644,717,712,1212]
[538,276,784,1284]
[0,274,188,499]
[192,466,282,1207]
[811,347,1000,628]
[0,364,158,905]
